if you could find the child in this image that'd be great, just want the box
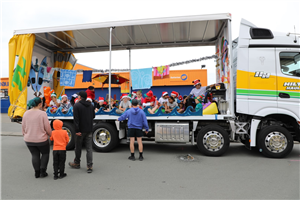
[135,90,144,108]
[60,94,71,114]
[177,102,185,113]
[86,86,97,105]
[143,90,159,114]
[170,91,180,104]
[95,97,105,112]
[192,95,204,112]
[50,119,69,180]
[165,96,178,113]
[118,94,132,113]
[50,93,61,107]
[104,98,116,112]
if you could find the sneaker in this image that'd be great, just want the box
[59,173,67,179]
[69,161,80,169]
[54,176,58,180]
[139,156,144,161]
[87,167,93,173]
[128,156,135,161]
[40,169,48,178]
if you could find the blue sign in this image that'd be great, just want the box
[1,82,9,87]
[181,74,187,81]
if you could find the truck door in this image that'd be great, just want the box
[248,48,277,115]
[275,49,300,118]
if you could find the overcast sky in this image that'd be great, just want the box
[1,0,299,84]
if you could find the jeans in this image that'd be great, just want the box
[53,150,66,176]
[27,142,50,171]
[74,132,93,167]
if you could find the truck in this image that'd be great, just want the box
[9,13,300,158]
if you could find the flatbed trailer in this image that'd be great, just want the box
[11,13,300,158]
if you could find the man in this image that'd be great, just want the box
[69,91,95,173]
[117,99,149,161]
[183,79,218,108]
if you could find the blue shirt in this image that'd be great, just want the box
[118,107,149,131]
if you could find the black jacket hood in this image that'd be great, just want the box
[79,99,92,107]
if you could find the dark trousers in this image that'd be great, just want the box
[27,143,50,171]
[74,132,93,167]
[53,150,66,176]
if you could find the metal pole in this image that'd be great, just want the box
[227,20,234,117]
[109,27,113,110]
[129,48,131,94]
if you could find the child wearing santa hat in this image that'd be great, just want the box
[118,94,132,113]
[60,94,71,113]
[170,91,181,104]
[143,90,159,114]
[95,97,106,112]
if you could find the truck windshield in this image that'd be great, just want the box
[280,52,300,77]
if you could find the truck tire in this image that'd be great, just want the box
[197,125,229,156]
[92,123,119,152]
[257,126,293,158]
[62,121,75,150]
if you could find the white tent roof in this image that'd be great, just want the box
[14,13,231,53]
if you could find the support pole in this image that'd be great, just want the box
[109,27,113,110]
[129,48,131,94]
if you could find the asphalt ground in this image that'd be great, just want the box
[1,114,300,200]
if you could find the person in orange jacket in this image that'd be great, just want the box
[50,120,69,180]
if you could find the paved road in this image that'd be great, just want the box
[1,113,300,199]
[1,135,299,200]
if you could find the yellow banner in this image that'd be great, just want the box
[121,81,130,93]
[8,34,35,118]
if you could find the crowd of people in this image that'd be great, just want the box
[22,79,219,180]
[36,79,219,116]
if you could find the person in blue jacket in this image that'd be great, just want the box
[117,99,149,161]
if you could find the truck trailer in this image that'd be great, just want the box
[9,13,300,158]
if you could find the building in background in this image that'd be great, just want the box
[65,63,207,100]
[0,63,207,113]
[0,78,9,113]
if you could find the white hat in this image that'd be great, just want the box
[86,98,92,102]
[121,95,130,100]
[72,94,78,98]
[51,93,57,97]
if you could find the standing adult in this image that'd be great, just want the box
[69,91,95,173]
[117,99,149,161]
[22,97,52,178]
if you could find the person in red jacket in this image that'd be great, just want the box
[50,120,69,180]
[86,86,97,105]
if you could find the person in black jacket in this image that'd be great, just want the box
[69,91,95,173]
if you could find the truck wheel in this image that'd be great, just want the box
[257,126,293,158]
[92,123,119,152]
[62,121,75,150]
[197,125,229,156]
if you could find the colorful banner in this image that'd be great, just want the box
[121,81,130,93]
[53,51,77,97]
[8,34,35,118]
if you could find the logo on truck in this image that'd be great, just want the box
[254,71,270,79]
[283,82,300,90]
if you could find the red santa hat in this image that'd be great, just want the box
[98,97,104,102]
[171,91,179,98]
[61,94,68,99]
[144,90,153,98]
[132,91,137,95]
[192,79,201,86]
[162,91,168,97]
[120,94,130,100]
[74,98,79,103]
[178,95,183,101]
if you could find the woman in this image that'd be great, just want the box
[22,97,52,178]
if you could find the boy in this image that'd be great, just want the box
[118,94,132,113]
[50,119,69,180]
[50,93,61,107]
[95,97,105,112]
